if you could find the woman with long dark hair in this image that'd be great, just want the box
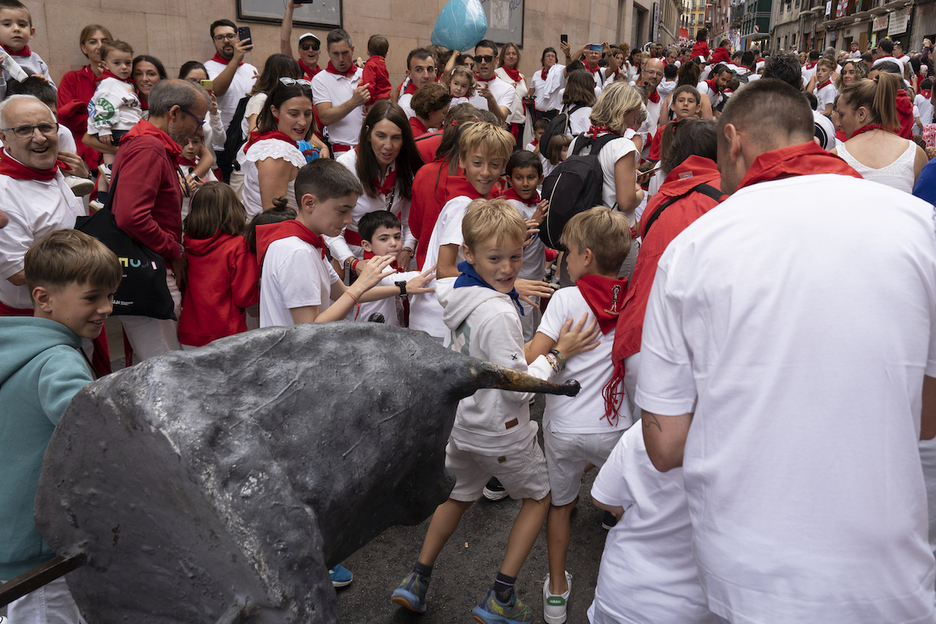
[238,79,315,217]
[495,42,529,149]
[324,100,423,273]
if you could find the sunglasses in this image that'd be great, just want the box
[300,43,319,51]
[476,55,495,63]
[279,77,313,87]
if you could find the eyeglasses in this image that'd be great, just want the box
[213,33,237,41]
[279,77,313,87]
[476,55,495,63]
[2,122,58,138]
[643,70,664,78]
[300,43,319,51]
[177,107,205,129]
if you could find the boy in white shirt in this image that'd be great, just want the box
[352,210,432,325]
[391,198,599,623]
[588,426,713,624]
[255,158,433,328]
[0,0,54,101]
[526,207,633,624]
[813,58,837,117]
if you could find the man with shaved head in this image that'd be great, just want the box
[638,78,936,624]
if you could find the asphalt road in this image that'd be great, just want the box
[335,396,611,624]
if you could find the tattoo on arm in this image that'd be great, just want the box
[643,412,662,432]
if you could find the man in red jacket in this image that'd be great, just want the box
[112,79,209,361]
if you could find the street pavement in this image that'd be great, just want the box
[336,396,611,623]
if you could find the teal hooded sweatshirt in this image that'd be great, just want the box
[0,316,93,580]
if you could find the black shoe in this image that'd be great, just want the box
[483,476,508,501]
[601,511,618,530]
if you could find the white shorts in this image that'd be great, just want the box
[544,427,625,506]
[4,575,84,624]
[446,437,550,502]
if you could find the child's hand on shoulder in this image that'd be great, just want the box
[515,279,554,307]
[553,313,600,360]
[406,264,437,295]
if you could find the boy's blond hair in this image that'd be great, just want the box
[462,198,527,252]
[560,206,632,275]
[25,229,122,295]
[458,122,514,163]
[101,40,133,61]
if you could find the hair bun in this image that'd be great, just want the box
[271,197,289,210]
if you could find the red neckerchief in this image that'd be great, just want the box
[256,220,326,267]
[139,95,148,111]
[540,67,548,81]
[123,118,182,153]
[648,87,660,103]
[584,62,600,76]
[298,59,320,80]
[362,249,399,271]
[242,130,296,154]
[735,141,861,192]
[211,52,243,68]
[1,44,29,57]
[177,155,198,168]
[443,175,487,202]
[502,187,540,206]
[100,68,134,85]
[576,274,627,335]
[326,61,356,79]
[501,66,522,83]
[530,138,539,147]
[849,123,885,138]
[816,79,832,91]
[705,78,720,94]
[403,80,417,95]
[474,73,496,84]
[586,125,620,139]
[0,149,68,181]
[877,55,894,61]
[805,61,817,70]
[375,167,397,196]
[923,89,933,100]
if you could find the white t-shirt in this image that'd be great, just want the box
[205,59,258,150]
[407,195,472,341]
[568,134,638,212]
[538,285,631,433]
[915,93,934,128]
[312,66,365,146]
[495,67,529,124]
[872,55,906,75]
[259,236,341,328]
[589,426,711,624]
[398,92,415,119]
[346,269,418,325]
[568,106,592,136]
[468,76,515,116]
[801,62,818,84]
[0,169,84,308]
[636,173,936,623]
[815,81,837,112]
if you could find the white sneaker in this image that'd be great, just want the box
[98,163,112,182]
[543,571,572,624]
[64,175,95,196]
[89,199,105,212]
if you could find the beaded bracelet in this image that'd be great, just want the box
[545,353,562,374]
[549,349,567,371]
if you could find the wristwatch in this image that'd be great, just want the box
[395,281,408,298]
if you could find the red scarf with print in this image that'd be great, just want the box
[501,66,522,83]
[0,149,68,181]
[502,187,540,206]
[211,52,243,68]
[1,44,29,57]
[299,59,320,81]
[256,220,326,268]
[735,141,861,192]
[805,61,817,70]
[100,68,134,84]
[326,61,356,78]
[242,130,296,154]
[577,273,629,426]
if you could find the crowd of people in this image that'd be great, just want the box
[2,0,936,621]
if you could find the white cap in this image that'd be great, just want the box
[298,33,320,46]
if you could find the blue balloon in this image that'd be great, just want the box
[431,0,488,52]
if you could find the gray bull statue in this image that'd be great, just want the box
[33,322,579,623]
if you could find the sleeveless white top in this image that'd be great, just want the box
[237,138,306,218]
[836,140,916,194]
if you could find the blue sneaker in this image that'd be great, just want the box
[391,571,429,613]
[329,564,353,588]
[470,589,533,623]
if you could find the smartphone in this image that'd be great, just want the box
[294,0,314,4]
[560,34,568,45]
[199,79,213,91]
[237,26,252,44]
[589,43,603,52]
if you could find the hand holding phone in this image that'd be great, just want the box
[200,79,213,91]
[560,34,568,44]
[237,26,253,50]
[589,43,602,52]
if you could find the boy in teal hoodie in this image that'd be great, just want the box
[0,229,121,620]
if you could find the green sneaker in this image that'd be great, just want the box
[470,588,533,623]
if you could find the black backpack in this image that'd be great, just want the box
[223,95,252,169]
[538,104,585,159]
[539,132,620,249]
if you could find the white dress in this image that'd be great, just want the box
[836,140,916,193]
[237,138,306,218]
